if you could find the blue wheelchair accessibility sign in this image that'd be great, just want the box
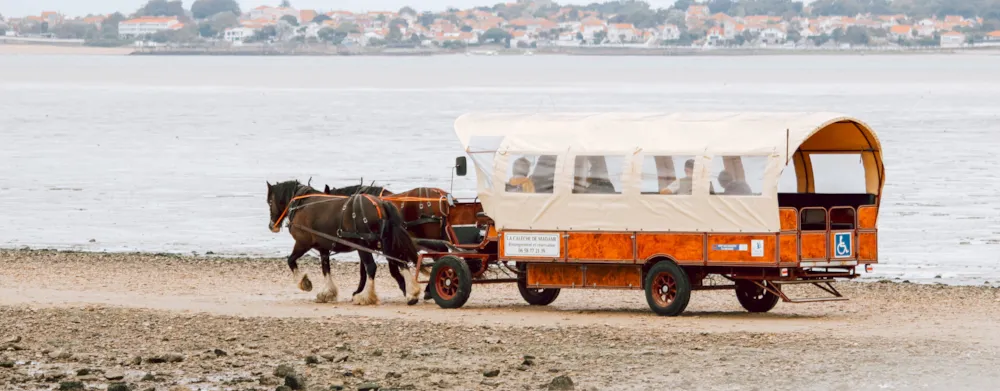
[834,232,852,258]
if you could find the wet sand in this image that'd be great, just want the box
[1,249,999,390]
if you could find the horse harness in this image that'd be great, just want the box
[280,188,387,249]
[336,194,386,247]
[398,188,452,239]
[278,186,456,246]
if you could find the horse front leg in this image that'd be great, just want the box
[287,242,313,292]
[315,249,339,303]
[353,251,380,305]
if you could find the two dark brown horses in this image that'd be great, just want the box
[266,180,422,305]
[322,184,450,239]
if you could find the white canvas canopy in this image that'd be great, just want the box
[455,112,884,233]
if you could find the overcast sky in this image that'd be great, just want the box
[1,0,685,18]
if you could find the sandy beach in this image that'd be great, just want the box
[1,249,998,390]
[0,44,132,56]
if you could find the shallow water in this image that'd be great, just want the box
[1,54,998,285]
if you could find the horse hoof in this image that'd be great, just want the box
[407,298,418,306]
[316,292,337,303]
[423,291,433,301]
[352,293,380,306]
[299,275,313,292]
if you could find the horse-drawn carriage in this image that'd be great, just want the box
[268,112,884,316]
[413,112,885,316]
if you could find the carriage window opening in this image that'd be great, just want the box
[467,136,504,191]
[810,153,867,194]
[505,154,557,194]
[800,209,828,231]
[640,155,696,195]
[709,156,766,196]
[830,208,856,230]
[573,155,625,194]
[778,158,798,193]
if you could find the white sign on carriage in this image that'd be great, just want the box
[751,240,765,257]
[503,232,561,257]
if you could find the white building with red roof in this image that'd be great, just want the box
[118,16,183,38]
[607,23,638,43]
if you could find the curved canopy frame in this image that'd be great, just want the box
[455,112,884,232]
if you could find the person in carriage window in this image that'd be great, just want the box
[530,155,557,193]
[573,156,615,194]
[506,157,536,193]
[585,157,616,194]
[664,159,695,195]
[717,170,752,195]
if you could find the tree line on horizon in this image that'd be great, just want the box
[69,0,1000,24]
[9,0,999,46]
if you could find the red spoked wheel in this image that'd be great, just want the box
[436,266,459,300]
[735,280,779,313]
[430,255,472,309]
[644,261,691,316]
[516,263,560,306]
[651,273,677,308]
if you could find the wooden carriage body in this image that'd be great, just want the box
[432,112,884,314]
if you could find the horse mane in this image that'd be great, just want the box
[325,184,392,196]
[272,180,321,203]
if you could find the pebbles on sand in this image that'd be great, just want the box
[3,250,1000,391]
[547,375,575,390]
[284,373,307,390]
[273,364,296,378]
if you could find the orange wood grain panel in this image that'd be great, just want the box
[800,232,827,260]
[583,265,642,289]
[447,203,483,225]
[567,233,633,261]
[858,206,878,229]
[526,263,583,287]
[779,208,798,231]
[858,232,878,262]
[779,234,798,264]
[636,233,704,263]
[706,235,775,263]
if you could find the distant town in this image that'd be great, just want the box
[2,0,1000,54]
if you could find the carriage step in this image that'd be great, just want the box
[764,280,848,303]
[783,296,849,303]
[772,279,838,285]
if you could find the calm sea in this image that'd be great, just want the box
[1,53,998,284]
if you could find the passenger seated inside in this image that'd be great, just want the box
[530,156,557,193]
[573,156,616,194]
[662,159,695,195]
[717,170,752,195]
[505,157,536,193]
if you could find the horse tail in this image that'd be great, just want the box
[380,200,418,265]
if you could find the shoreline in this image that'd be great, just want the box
[3,42,998,57]
[132,46,1000,56]
[2,246,993,287]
